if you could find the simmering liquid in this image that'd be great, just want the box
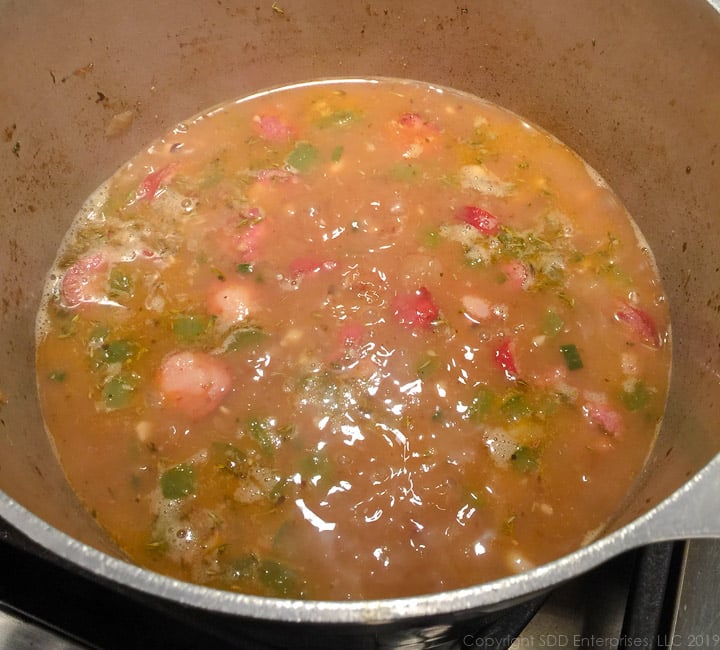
[35,78,671,600]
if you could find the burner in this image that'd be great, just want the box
[513,541,683,650]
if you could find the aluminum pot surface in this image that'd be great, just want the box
[1,1,719,646]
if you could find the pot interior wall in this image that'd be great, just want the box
[1,0,719,562]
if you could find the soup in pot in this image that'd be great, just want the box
[35,78,671,600]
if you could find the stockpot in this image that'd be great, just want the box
[1,1,719,647]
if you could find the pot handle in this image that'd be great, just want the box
[626,453,720,545]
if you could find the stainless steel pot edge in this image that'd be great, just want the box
[2,450,719,625]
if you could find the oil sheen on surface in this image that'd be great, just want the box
[35,78,671,600]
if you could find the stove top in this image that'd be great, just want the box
[1,517,717,650]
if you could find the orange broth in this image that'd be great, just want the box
[35,78,671,600]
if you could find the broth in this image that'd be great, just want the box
[35,78,671,600]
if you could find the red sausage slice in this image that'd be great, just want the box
[60,253,108,308]
[157,351,232,419]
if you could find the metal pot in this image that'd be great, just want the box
[1,1,719,646]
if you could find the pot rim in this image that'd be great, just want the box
[6,72,720,625]
[3,452,719,624]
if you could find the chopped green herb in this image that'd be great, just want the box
[389,163,421,182]
[227,553,259,580]
[172,314,211,342]
[596,232,621,258]
[96,339,138,364]
[558,292,576,308]
[439,173,459,187]
[510,445,540,473]
[559,344,584,371]
[331,145,344,162]
[542,310,564,336]
[621,381,653,411]
[58,317,78,339]
[199,158,225,189]
[100,188,136,215]
[228,326,266,350]
[456,222,575,291]
[269,478,290,505]
[109,268,133,295]
[286,142,319,172]
[316,110,359,129]
[245,417,295,455]
[416,353,439,377]
[247,417,276,455]
[496,227,547,259]
[467,387,495,422]
[146,539,168,555]
[257,559,301,597]
[502,514,517,535]
[501,392,532,422]
[540,264,566,288]
[236,263,254,274]
[300,449,333,485]
[160,464,196,499]
[271,520,299,556]
[89,324,110,342]
[423,229,441,248]
[599,261,631,284]
[277,424,296,440]
[210,266,226,281]
[212,442,248,477]
[102,374,136,409]
[48,370,67,382]
[534,393,563,420]
[206,510,223,528]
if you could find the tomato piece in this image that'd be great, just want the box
[398,112,424,128]
[614,302,660,347]
[386,112,441,158]
[458,205,500,236]
[339,321,364,348]
[396,112,440,134]
[288,257,338,276]
[254,169,298,184]
[253,114,295,142]
[583,400,623,436]
[500,260,530,290]
[327,321,366,365]
[136,164,177,202]
[494,338,518,380]
[392,286,439,329]
[217,213,266,264]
